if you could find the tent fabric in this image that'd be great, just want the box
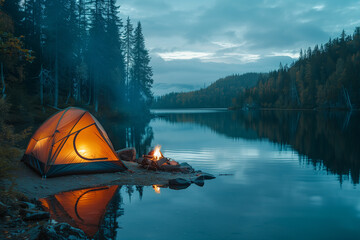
[39,185,119,237]
[22,107,127,177]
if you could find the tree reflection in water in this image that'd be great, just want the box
[159,110,360,184]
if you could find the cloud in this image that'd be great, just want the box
[158,51,213,61]
[117,0,360,95]
[312,4,325,11]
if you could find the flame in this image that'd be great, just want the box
[153,185,161,194]
[153,145,162,160]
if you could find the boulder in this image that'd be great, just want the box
[116,148,136,161]
[168,178,191,189]
[179,162,195,173]
[192,176,205,187]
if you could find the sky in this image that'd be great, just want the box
[117,0,360,95]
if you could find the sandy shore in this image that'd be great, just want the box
[6,161,202,199]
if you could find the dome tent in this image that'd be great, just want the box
[22,107,127,177]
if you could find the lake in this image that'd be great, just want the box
[42,109,360,239]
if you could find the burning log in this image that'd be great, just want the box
[140,145,180,171]
[138,145,197,174]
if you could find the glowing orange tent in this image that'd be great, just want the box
[22,107,127,177]
[39,185,119,237]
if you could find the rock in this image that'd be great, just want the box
[192,176,205,187]
[0,201,9,217]
[116,148,136,161]
[21,209,50,221]
[196,173,216,180]
[179,162,195,173]
[169,178,191,188]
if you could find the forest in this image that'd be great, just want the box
[0,0,153,118]
[234,28,360,110]
[154,28,360,110]
[152,73,262,108]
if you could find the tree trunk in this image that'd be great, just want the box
[54,16,59,108]
[54,49,58,108]
[40,65,44,106]
[1,62,5,100]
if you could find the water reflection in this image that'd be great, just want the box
[39,186,120,238]
[157,110,360,184]
[39,184,194,238]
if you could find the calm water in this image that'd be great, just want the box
[42,109,360,239]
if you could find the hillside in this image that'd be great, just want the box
[233,28,360,110]
[152,73,262,108]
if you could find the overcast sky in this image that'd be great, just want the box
[117,0,360,95]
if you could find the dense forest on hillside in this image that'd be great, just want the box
[153,73,262,108]
[233,28,360,110]
[0,0,153,118]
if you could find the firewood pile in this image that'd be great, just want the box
[116,147,195,173]
[138,150,195,173]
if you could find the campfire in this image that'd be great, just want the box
[141,145,180,171]
[151,145,164,161]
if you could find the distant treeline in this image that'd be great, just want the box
[0,0,153,116]
[152,73,262,108]
[234,28,360,110]
[154,28,360,110]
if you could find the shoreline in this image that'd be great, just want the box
[5,161,205,199]
[1,157,213,239]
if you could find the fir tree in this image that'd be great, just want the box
[122,17,134,101]
[130,22,153,111]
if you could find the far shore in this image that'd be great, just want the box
[151,107,358,112]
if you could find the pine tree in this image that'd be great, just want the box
[87,0,107,112]
[103,0,126,110]
[130,22,153,112]
[123,17,134,101]
[43,0,78,108]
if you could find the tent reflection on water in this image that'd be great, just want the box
[39,185,119,237]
